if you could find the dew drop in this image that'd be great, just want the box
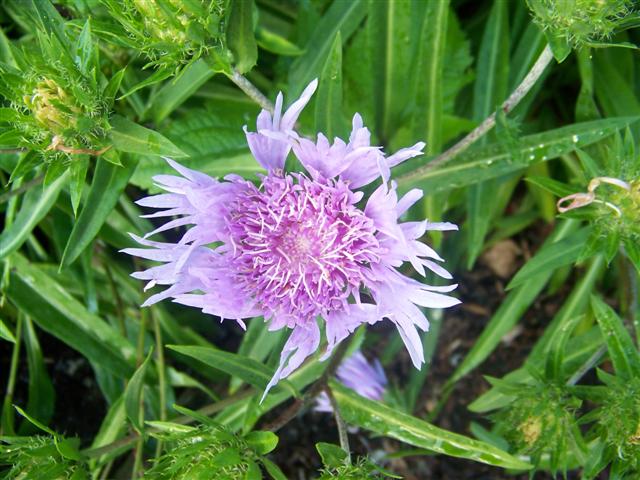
[528,154,535,160]
[572,135,579,143]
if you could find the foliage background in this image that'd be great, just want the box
[1,0,639,478]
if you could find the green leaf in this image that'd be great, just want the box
[14,405,56,436]
[124,348,154,433]
[368,0,413,143]
[226,0,258,73]
[167,345,297,397]
[545,314,583,382]
[245,431,278,455]
[256,26,303,56]
[0,318,16,343]
[0,172,68,260]
[148,59,215,123]
[524,175,576,198]
[331,382,531,470]
[411,0,449,153]
[68,156,89,217]
[397,117,639,193]
[108,115,187,157]
[118,68,173,100]
[261,457,287,480]
[591,295,640,379]
[466,0,510,267]
[55,437,82,461]
[61,157,136,268]
[314,31,345,139]
[74,19,94,77]
[445,220,580,387]
[507,226,591,290]
[289,0,366,98]
[21,317,55,433]
[245,460,262,480]
[316,442,348,468]
[5,254,136,378]
[88,395,127,461]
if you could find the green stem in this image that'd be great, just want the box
[131,308,149,477]
[398,44,554,184]
[263,339,352,432]
[326,385,351,465]
[152,310,166,459]
[228,69,274,113]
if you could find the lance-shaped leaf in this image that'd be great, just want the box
[396,116,640,193]
[0,172,68,260]
[331,381,531,470]
[124,349,154,433]
[108,115,186,157]
[226,0,257,74]
[61,156,136,268]
[167,345,298,397]
[314,31,345,139]
[591,295,640,380]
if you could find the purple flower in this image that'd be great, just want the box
[315,351,387,412]
[123,80,460,400]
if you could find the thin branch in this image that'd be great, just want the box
[398,44,554,184]
[0,175,44,205]
[229,69,274,113]
[262,340,351,432]
[326,385,351,465]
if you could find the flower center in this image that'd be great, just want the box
[227,173,381,323]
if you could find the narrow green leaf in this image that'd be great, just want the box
[0,172,68,260]
[466,0,510,267]
[507,227,591,290]
[545,314,583,381]
[68,155,89,217]
[412,0,449,154]
[118,68,173,100]
[368,0,413,143]
[88,395,127,461]
[226,0,258,73]
[21,317,55,432]
[446,220,580,387]
[256,26,303,56]
[148,59,215,123]
[591,295,640,379]
[332,382,531,470]
[261,457,287,480]
[289,0,366,98]
[108,115,187,157]
[14,405,56,436]
[124,349,154,433]
[0,318,16,343]
[74,19,94,77]
[167,345,297,397]
[314,31,345,139]
[61,157,135,268]
[397,116,639,193]
[5,254,136,377]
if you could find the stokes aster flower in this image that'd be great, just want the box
[123,80,460,399]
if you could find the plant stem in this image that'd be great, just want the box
[131,309,149,478]
[326,385,351,465]
[397,44,554,184]
[263,340,351,432]
[229,69,274,113]
[152,310,166,459]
